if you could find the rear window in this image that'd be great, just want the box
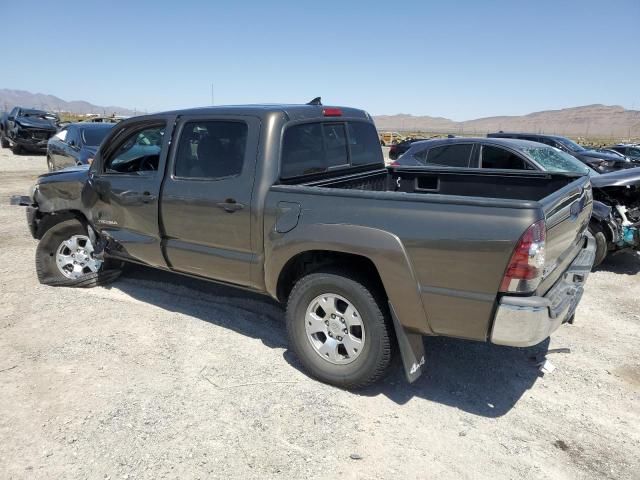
[281,121,383,178]
[82,126,113,146]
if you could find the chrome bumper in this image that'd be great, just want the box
[491,234,596,347]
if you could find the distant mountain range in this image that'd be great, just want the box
[374,105,640,138]
[0,89,137,116]
[2,89,638,138]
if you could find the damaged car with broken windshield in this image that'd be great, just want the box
[395,137,640,265]
[0,107,59,153]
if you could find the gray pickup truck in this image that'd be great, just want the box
[21,102,596,388]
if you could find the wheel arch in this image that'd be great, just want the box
[35,210,90,240]
[266,224,432,335]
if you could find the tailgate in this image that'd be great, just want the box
[538,175,592,294]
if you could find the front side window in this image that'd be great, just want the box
[104,124,165,174]
[174,121,248,179]
[53,128,68,141]
[425,144,472,168]
[481,145,530,169]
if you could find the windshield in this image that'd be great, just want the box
[22,109,57,120]
[555,136,585,152]
[522,146,598,176]
[81,126,113,146]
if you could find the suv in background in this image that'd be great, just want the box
[487,132,633,173]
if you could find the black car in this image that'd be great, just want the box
[0,107,59,153]
[608,144,640,162]
[395,137,639,266]
[487,132,634,173]
[388,138,427,160]
[47,123,114,171]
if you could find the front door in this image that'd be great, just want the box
[160,115,260,287]
[87,116,174,267]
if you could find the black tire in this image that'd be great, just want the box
[286,269,393,388]
[589,223,608,267]
[0,135,9,148]
[35,219,122,287]
[11,143,22,154]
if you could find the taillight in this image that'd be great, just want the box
[499,219,546,293]
[322,108,342,117]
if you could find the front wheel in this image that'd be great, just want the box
[589,224,608,267]
[35,219,122,287]
[286,269,393,388]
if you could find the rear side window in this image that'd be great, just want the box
[481,145,530,169]
[425,144,472,168]
[281,121,383,178]
[174,121,248,179]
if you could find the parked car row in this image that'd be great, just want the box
[1,106,123,162]
[17,100,596,388]
[391,135,640,265]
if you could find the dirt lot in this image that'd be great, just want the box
[0,148,639,480]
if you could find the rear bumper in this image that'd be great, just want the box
[490,234,596,347]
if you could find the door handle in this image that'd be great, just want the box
[142,191,156,203]
[217,199,244,213]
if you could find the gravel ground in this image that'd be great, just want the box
[0,148,639,480]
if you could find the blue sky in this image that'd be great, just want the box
[3,0,639,120]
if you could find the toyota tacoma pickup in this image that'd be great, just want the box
[19,101,596,388]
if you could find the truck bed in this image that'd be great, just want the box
[303,167,584,202]
[268,167,592,341]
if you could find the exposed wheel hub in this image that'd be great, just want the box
[55,234,102,279]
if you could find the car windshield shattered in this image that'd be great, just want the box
[523,146,597,175]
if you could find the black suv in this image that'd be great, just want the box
[487,132,633,173]
[608,144,640,162]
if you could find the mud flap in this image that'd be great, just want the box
[389,302,426,383]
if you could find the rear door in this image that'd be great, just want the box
[88,116,175,267]
[160,115,260,286]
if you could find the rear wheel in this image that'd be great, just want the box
[286,269,393,388]
[589,223,608,267]
[35,219,122,287]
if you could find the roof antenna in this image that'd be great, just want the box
[307,97,322,106]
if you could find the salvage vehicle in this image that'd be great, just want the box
[0,107,59,153]
[395,137,639,265]
[487,132,634,173]
[47,123,114,171]
[608,144,640,163]
[19,102,595,388]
